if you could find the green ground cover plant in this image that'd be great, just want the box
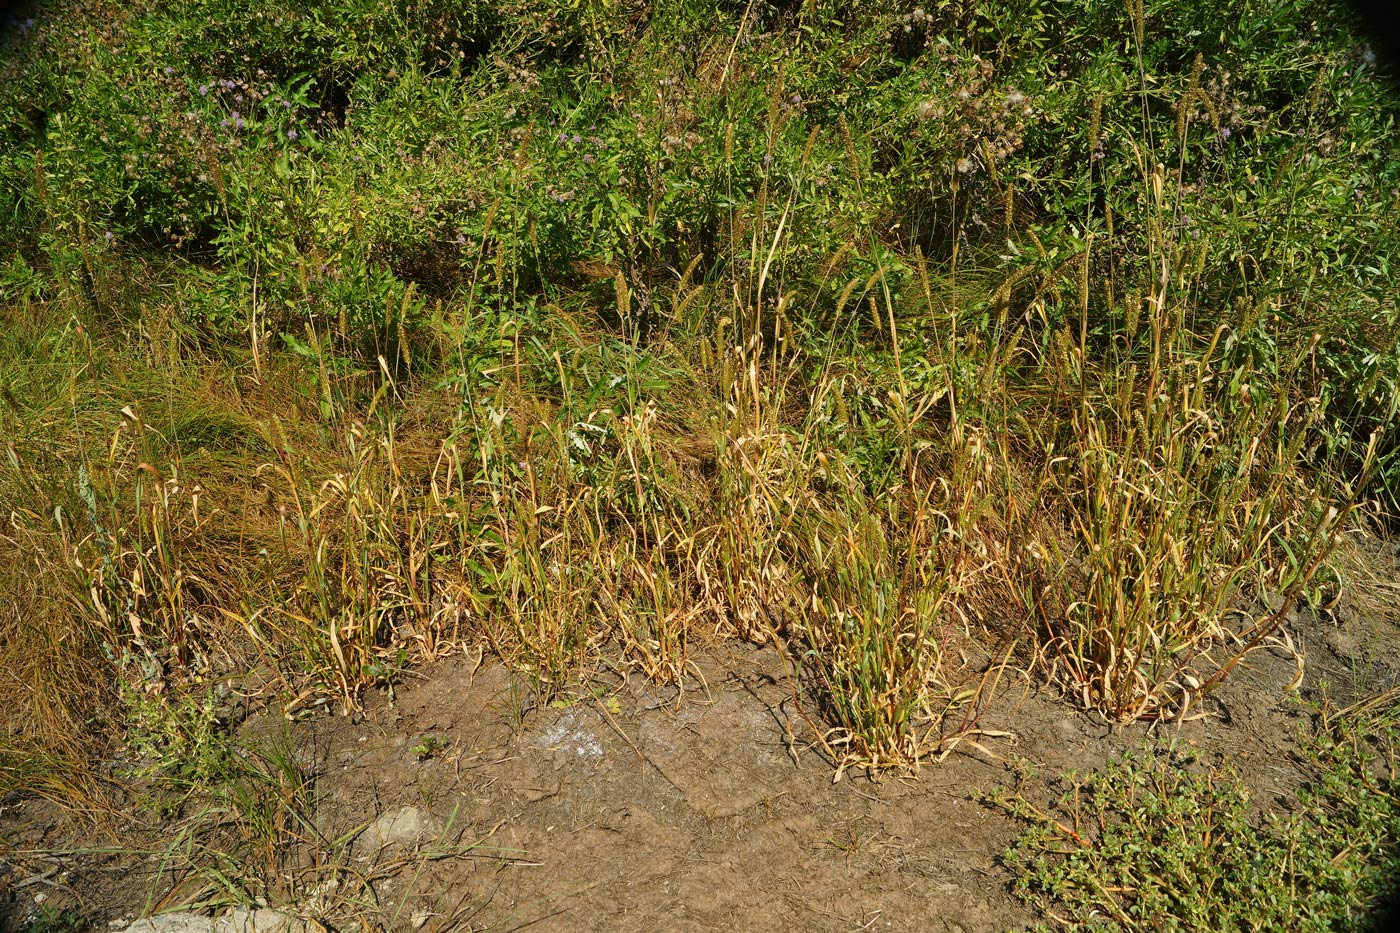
[2,0,1399,923]
[990,692,1400,930]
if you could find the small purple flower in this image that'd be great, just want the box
[234,94,244,103]
[1218,127,1231,140]
[583,153,595,165]
[287,129,298,141]
[282,99,292,108]
[455,233,467,245]
[223,80,236,90]
[199,85,209,95]
[571,134,581,143]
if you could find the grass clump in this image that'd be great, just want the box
[1029,268,1373,720]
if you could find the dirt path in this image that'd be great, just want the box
[284,645,1032,932]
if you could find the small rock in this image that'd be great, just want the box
[352,805,441,857]
[213,907,296,933]
[113,913,214,933]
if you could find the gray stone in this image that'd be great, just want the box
[113,914,213,933]
[353,804,441,857]
[213,907,297,933]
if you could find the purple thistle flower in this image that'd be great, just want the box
[199,85,209,95]
[287,129,298,141]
